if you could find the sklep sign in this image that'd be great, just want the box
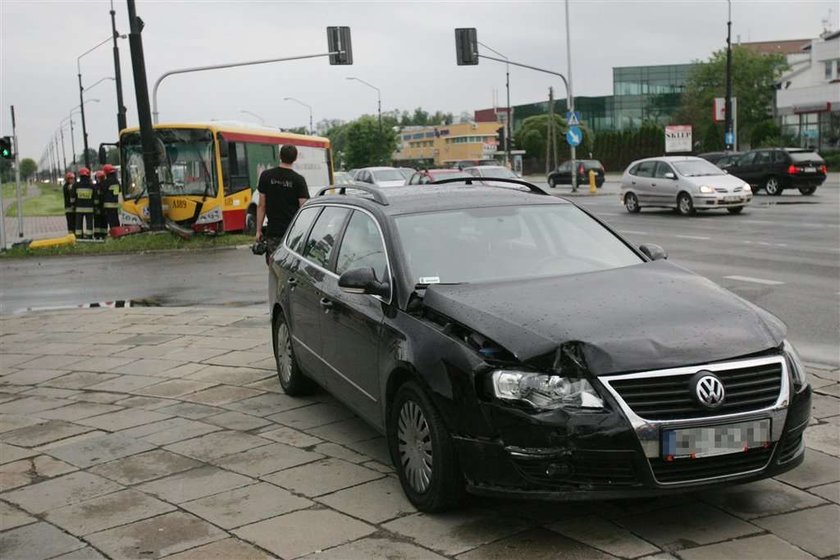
[665,125,693,153]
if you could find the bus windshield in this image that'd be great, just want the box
[122,128,217,199]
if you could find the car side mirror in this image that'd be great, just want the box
[339,267,389,297]
[639,243,668,261]
[664,172,677,180]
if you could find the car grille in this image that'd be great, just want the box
[608,362,783,421]
[649,446,773,484]
[512,451,639,488]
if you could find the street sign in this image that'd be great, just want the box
[566,111,581,126]
[725,131,735,145]
[665,125,692,153]
[566,126,582,147]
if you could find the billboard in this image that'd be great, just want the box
[665,125,692,153]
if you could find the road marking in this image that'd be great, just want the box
[724,275,785,286]
[676,234,711,240]
[619,230,649,235]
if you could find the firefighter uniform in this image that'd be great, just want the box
[62,172,76,234]
[102,164,121,232]
[74,169,96,239]
[93,170,107,239]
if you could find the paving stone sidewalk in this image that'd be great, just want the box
[1,306,838,560]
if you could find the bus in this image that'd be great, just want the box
[114,122,333,234]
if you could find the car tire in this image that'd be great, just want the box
[624,192,641,213]
[727,206,744,214]
[388,380,463,512]
[677,192,696,216]
[798,186,816,195]
[548,176,556,188]
[764,176,783,196]
[272,311,317,396]
[244,207,257,236]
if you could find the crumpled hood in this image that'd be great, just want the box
[423,261,785,375]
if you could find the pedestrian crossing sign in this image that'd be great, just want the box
[566,111,581,126]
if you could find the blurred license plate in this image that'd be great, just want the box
[662,419,770,459]
[803,167,816,173]
[724,196,741,202]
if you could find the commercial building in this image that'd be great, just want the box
[772,31,840,151]
[393,121,502,167]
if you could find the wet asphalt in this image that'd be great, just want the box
[1,174,837,366]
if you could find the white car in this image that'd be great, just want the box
[620,156,752,216]
[353,167,406,187]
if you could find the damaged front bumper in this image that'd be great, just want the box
[455,355,811,500]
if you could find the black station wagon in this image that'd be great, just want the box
[267,179,811,512]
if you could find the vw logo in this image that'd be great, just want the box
[691,371,726,409]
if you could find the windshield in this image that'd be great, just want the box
[395,205,641,285]
[122,128,217,199]
[673,159,725,177]
[480,167,517,179]
[372,169,405,182]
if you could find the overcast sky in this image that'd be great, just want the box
[1,0,836,165]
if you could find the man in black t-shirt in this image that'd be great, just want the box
[256,145,310,263]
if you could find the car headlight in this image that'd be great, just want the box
[783,340,807,388]
[699,185,715,194]
[742,183,752,192]
[195,206,222,225]
[491,370,604,410]
[119,210,144,226]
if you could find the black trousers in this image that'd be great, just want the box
[74,211,94,239]
[65,211,74,233]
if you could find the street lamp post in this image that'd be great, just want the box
[477,41,511,165]
[77,35,114,168]
[283,97,314,135]
[110,0,128,133]
[564,0,577,191]
[57,127,68,171]
[724,0,734,151]
[346,77,381,132]
[240,110,266,125]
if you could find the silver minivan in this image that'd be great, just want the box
[621,156,752,216]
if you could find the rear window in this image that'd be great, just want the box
[581,160,603,170]
[789,152,824,163]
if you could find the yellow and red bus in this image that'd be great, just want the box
[117,122,333,233]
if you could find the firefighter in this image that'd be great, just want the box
[93,170,107,239]
[61,171,76,234]
[101,164,121,232]
[74,168,96,240]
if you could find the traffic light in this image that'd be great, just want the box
[496,127,505,152]
[327,26,353,65]
[455,28,479,65]
[0,136,12,160]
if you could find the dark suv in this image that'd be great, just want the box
[547,159,605,188]
[726,148,827,195]
[268,179,810,512]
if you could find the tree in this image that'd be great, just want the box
[676,46,788,151]
[19,158,37,180]
[343,115,398,169]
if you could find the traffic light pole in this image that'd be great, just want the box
[126,0,164,230]
[565,0,577,192]
[11,106,23,238]
[724,0,734,151]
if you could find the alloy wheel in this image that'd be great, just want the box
[275,322,293,385]
[397,400,433,493]
[765,177,781,195]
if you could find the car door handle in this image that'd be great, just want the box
[319,298,334,310]
[651,183,656,187]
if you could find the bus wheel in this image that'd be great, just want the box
[244,207,257,235]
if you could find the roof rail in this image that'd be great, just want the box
[315,181,390,205]
[431,176,549,196]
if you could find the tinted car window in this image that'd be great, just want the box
[286,206,321,254]
[635,161,656,177]
[737,152,756,166]
[302,206,350,269]
[395,205,641,284]
[754,151,772,165]
[336,211,388,283]
[789,151,824,163]
[653,162,674,178]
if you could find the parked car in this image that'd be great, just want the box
[268,179,810,511]
[463,165,519,180]
[396,167,415,182]
[547,160,605,188]
[407,169,471,185]
[333,171,354,186]
[353,167,407,188]
[697,151,731,165]
[726,148,827,195]
[621,156,752,216]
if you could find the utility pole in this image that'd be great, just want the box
[77,69,90,168]
[59,126,68,171]
[724,0,734,151]
[126,0,164,230]
[11,106,23,238]
[111,0,128,133]
[565,0,577,191]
